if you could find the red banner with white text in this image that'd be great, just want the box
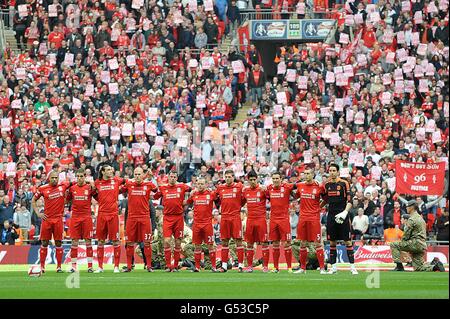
[395,161,446,195]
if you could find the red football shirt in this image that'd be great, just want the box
[296,181,326,222]
[266,183,295,220]
[154,183,190,215]
[242,185,267,220]
[187,189,217,224]
[94,177,124,216]
[216,182,244,219]
[122,180,157,219]
[34,183,69,219]
[67,183,94,217]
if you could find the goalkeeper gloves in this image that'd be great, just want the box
[335,210,348,224]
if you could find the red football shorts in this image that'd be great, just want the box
[70,216,94,240]
[96,214,120,241]
[269,219,291,241]
[245,218,268,244]
[163,214,184,239]
[126,218,152,242]
[40,218,63,241]
[297,219,322,242]
[192,223,214,245]
[220,217,242,240]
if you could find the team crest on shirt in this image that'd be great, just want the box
[206,195,210,200]
[281,187,285,193]
[144,186,147,191]
[337,186,341,190]
[233,188,237,192]
[177,188,181,193]
[59,187,63,191]
[312,189,317,194]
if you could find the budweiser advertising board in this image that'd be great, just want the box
[395,160,445,195]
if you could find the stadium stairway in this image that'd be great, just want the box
[3,30,19,53]
[230,101,252,126]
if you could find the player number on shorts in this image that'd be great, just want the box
[208,236,214,243]
[89,231,94,238]
[145,233,151,240]
[317,234,321,241]
[179,231,183,238]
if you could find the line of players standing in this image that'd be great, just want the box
[33,163,358,275]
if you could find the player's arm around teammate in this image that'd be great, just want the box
[121,167,157,272]
[66,168,95,273]
[216,170,246,272]
[293,167,327,274]
[185,177,219,272]
[267,172,296,273]
[31,171,68,273]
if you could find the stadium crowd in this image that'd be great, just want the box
[0,0,449,247]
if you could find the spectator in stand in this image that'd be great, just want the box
[1,220,19,245]
[0,196,15,225]
[383,221,404,244]
[436,208,449,242]
[13,203,31,240]
[226,0,241,37]
[351,208,369,240]
[248,64,266,103]
[367,207,384,240]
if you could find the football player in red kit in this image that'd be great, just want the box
[294,167,327,274]
[153,171,191,272]
[121,167,158,272]
[66,168,96,273]
[92,164,125,273]
[185,177,219,272]
[216,170,245,272]
[31,171,69,273]
[242,170,270,273]
[266,172,296,273]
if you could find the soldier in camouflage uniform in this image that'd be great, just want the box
[390,200,445,272]
[181,224,219,270]
[291,240,321,270]
[151,207,166,269]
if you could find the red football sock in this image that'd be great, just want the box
[300,248,308,270]
[164,248,172,269]
[55,247,63,269]
[210,249,216,269]
[113,245,121,268]
[40,246,48,269]
[126,245,134,270]
[86,244,93,269]
[173,248,181,269]
[70,246,78,268]
[246,248,254,267]
[262,246,269,267]
[236,246,244,264]
[144,245,152,269]
[285,247,292,269]
[316,247,325,270]
[194,250,202,269]
[273,247,280,270]
[97,246,104,269]
[221,246,229,263]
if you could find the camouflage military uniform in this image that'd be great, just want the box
[181,225,219,270]
[390,212,434,271]
[227,239,239,263]
[151,217,166,269]
[292,240,319,269]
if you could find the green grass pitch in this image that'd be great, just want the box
[0,265,448,299]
